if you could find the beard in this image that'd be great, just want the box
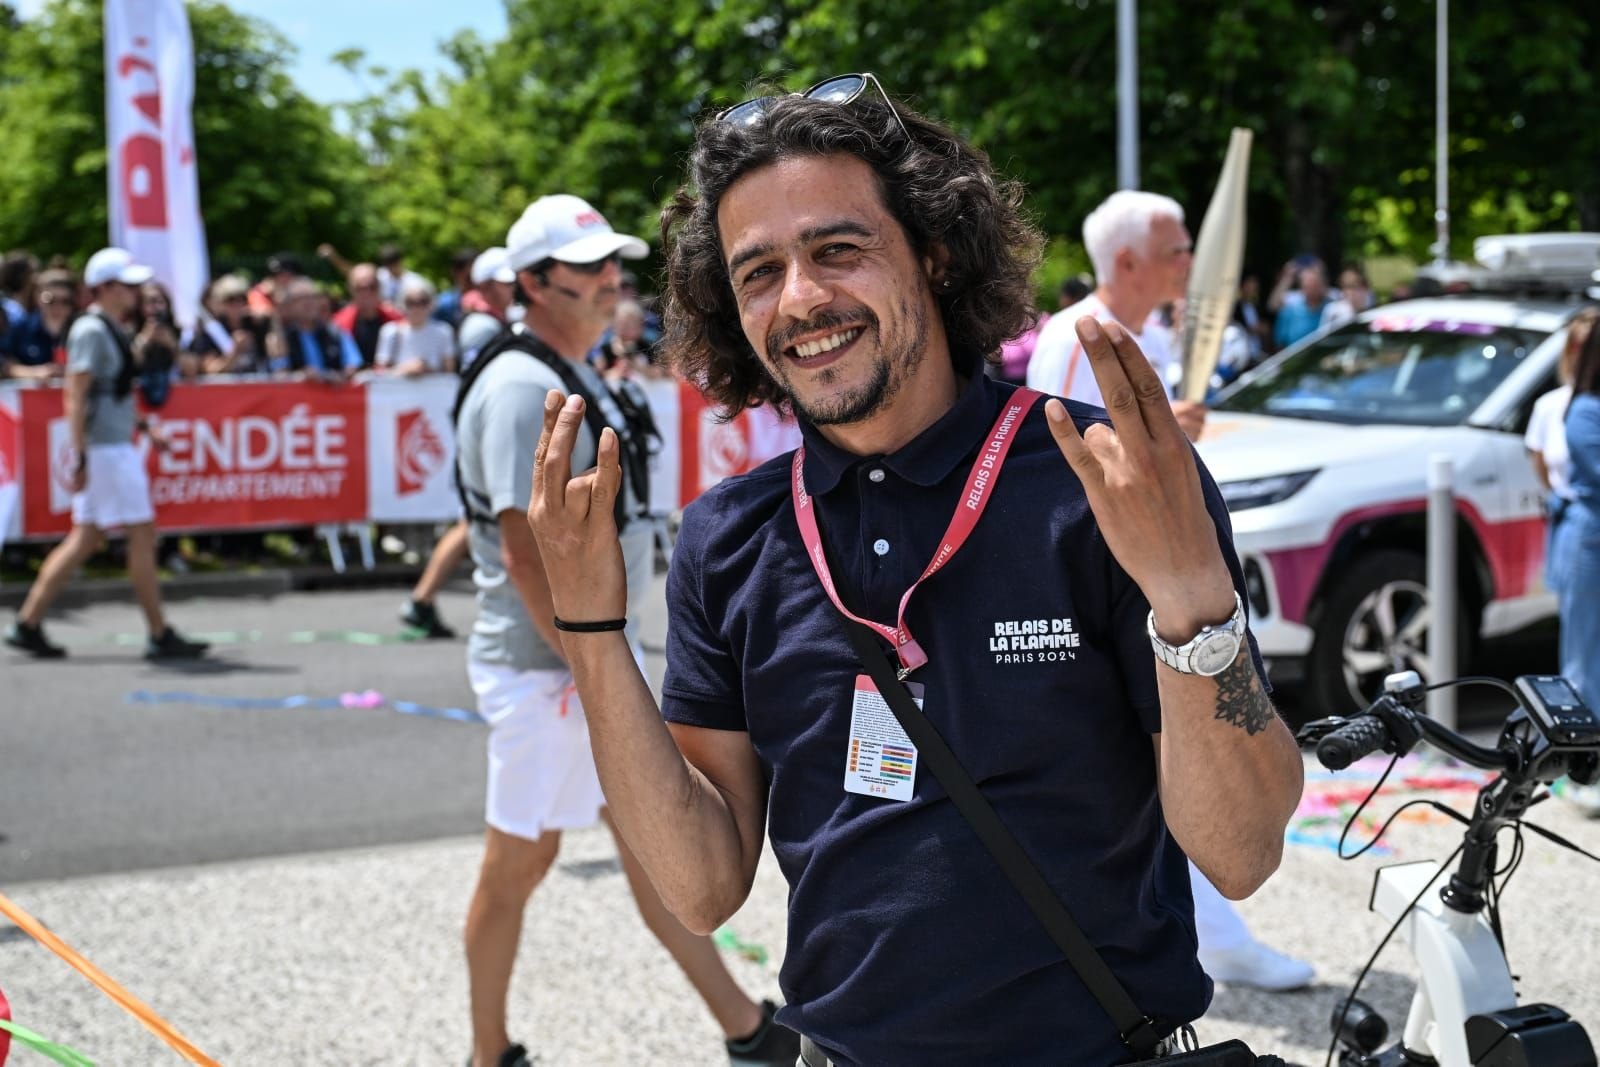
[764,299,929,428]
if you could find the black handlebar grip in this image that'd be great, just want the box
[1317,715,1390,770]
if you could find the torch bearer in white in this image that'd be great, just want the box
[1180,127,1253,404]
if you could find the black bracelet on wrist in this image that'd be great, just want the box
[553,616,627,633]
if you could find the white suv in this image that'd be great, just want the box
[1199,235,1598,719]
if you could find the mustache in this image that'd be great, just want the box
[766,308,877,361]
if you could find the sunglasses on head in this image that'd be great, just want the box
[717,72,909,140]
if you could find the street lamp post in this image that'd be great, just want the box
[1433,0,1450,265]
[1117,0,1138,190]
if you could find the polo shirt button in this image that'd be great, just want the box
[868,468,886,483]
[873,538,890,556]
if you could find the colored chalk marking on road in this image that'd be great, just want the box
[1289,750,1492,856]
[0,893,220,1066]
[125,690,484,725]
[713,927,770,966]
[100,628,426,649]
[0,1018,96,1067]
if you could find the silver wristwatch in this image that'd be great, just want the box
[1147,593,1245,676]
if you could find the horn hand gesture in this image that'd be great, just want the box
[526,390,628,626]
[1044,317,1235,641]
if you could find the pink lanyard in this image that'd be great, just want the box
[791,388,1042,678]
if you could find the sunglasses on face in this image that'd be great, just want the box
[717,72,909,140]
[403,297,432,307]
[558,252,622,276]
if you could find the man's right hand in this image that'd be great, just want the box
[527,390,628,625]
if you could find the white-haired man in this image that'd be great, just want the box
[1031,191,1314,992]
[1027,190,1208,441]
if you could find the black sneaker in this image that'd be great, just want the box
[400,598,456,639]
[727,1000,800,1066]
[4,621,67,659]
[144,626,210,661]
[464,1044,533,1067]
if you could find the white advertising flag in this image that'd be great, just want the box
[104,0,208,328]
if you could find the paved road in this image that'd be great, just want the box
[1,585,491,883]
[3,581,1598,1065]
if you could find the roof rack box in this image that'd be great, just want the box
[1474,233,1600,276]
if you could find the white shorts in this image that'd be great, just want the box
[71,443,154,529]
[469,644,644,841]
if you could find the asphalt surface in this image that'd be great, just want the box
[2,580,1599,1065]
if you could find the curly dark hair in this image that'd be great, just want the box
[659,88,1043,413]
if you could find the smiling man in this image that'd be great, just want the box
[526,84,1303,1064]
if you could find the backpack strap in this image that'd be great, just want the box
[452,327,633,531]
[92,312,137,400]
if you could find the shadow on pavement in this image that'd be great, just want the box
[1205,966,1417,1061]
[138,657,299,677]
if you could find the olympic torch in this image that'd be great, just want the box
[1180,127,1253,403]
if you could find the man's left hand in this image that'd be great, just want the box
[1045,316,1234,641]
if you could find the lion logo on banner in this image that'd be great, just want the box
[395,408,447,496]
[703,417,749,483]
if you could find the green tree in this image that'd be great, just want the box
[371,0,1599,284]
[0,0,372,278]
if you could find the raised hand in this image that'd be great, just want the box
[526,390,628,624]
[1044,317,1235,641]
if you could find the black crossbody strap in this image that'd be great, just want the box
[841,620,1163,1058]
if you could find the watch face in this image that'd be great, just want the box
[1192,632,1242,676]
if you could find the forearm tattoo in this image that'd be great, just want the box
[1212,652,1276,736]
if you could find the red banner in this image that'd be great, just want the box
[0,403,17,491]
[677,379,754,506]
[19,383,367,536]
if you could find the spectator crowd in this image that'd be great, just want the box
[0,243,670,388]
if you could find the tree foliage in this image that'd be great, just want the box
[4,0,1595,290]
[374,0,1600,286]
[0,0,371,270]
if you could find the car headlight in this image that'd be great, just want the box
[1217,470,1319,511]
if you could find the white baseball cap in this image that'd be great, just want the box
[470,246,516,286]
[84,247,154,288]
[505,194,648,272]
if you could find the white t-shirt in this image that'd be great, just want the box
[376,319,456,372]
[1025,293,1178,405]
[1525,385,1573,499]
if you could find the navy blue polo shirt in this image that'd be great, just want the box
[662,373,1265,1066]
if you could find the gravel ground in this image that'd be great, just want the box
[3,764,1598,1066]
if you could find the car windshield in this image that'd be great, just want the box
[1216,316,1546,426]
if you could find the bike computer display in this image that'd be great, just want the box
[1513,675,1600,746]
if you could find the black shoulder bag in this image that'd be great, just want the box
[840,619,1280,1066]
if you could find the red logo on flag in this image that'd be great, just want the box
[395,408,447,496]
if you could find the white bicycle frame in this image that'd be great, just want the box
[1369,860,1518,1066]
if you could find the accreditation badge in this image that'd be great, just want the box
[844,674,921,803]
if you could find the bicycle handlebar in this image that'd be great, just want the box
[1316,715,1390,770]
[1306,696,1516,774]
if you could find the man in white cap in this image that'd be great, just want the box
[5,248,209,661]
[453,196,797,1067]
[455,246,519,371]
